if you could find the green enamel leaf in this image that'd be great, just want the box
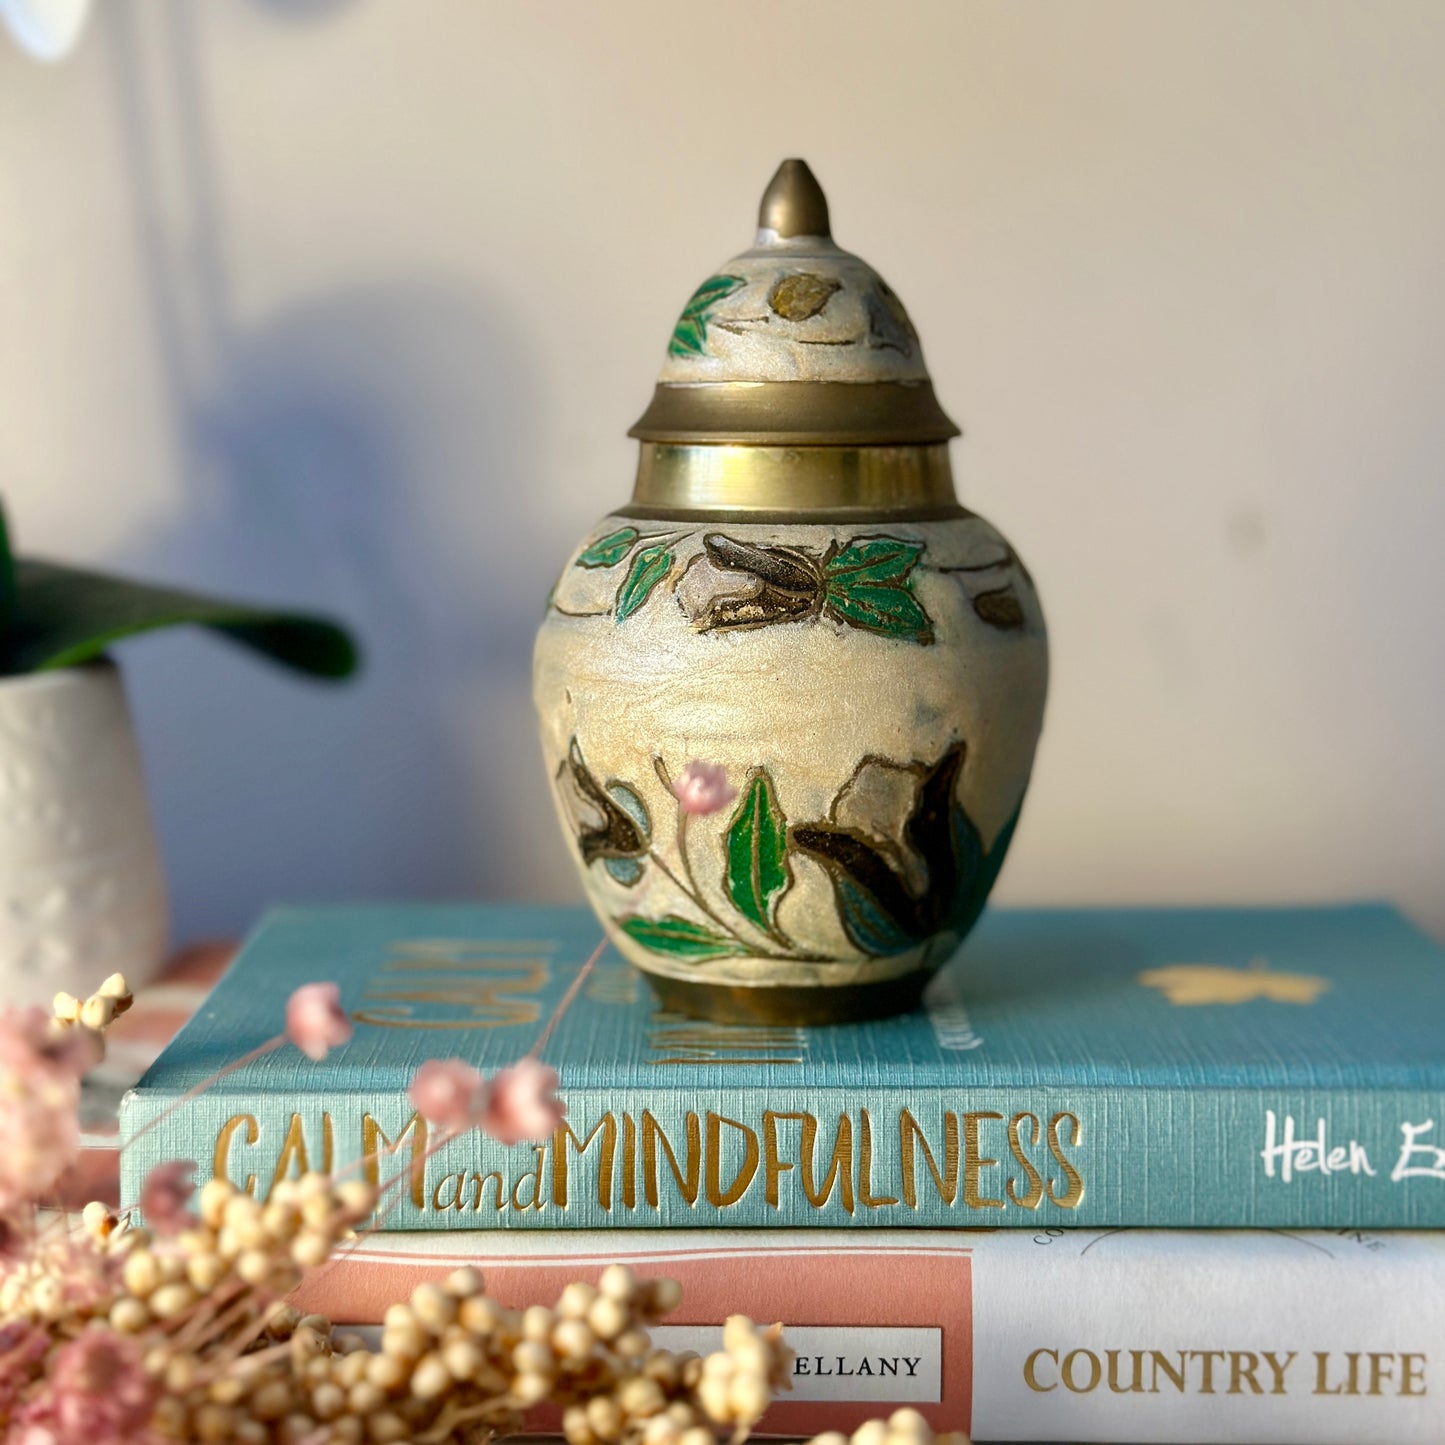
[950,798,1020,939]
[824,536,924,585]
[671,315,706,356]
[577,527,639,569]
[615,543,673,621]
[2,559,359,679]
[725,768,791,935]
[668,275,746,358]
[822,534,934,643]
[621,915,746,960]
[824,580,934,642]
[686,274,748,307]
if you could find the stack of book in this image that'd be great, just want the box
[120,902,1445,1443]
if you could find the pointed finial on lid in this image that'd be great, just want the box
[757,158,831,240]
[629,156,960,449]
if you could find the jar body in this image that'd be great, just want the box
[533,508,1047,1021]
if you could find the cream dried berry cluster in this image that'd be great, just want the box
[102,1173,374,1338]
[51,971,133,1052]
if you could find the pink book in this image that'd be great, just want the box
[294,1231,972,1438]
[289,1227,1445,1444]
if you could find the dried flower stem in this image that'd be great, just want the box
[119,1032,285,1147]
[529,935,609,1059]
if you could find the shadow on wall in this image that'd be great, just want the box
[92,2,588,943]
[116,285,574,941]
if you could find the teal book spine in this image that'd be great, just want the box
[119,904,1445,1229]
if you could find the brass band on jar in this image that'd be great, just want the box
[621,441,965,522]
[644,970,932,1026]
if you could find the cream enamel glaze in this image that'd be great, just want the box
[534,512,1047,993]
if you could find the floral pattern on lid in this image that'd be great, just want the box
[656,160,930,385]
[657,244,928,384]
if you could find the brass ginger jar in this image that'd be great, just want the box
[533,160,1048,1023]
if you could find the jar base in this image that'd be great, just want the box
[643,969,928,1026]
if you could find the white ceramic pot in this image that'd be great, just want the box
[0,660,168,1008]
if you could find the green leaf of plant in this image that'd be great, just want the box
[614,544,673,621]
[725,768,791,935]
[620,914,746,960]
[577,527,639,569]
[2,559,359,679]
[0,497,15,645]
[668,274,746,358]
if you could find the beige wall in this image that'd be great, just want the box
[2,1,1442,943]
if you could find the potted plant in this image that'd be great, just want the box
[0,497,357,1006]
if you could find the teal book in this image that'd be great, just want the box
[120,903,1445,1229]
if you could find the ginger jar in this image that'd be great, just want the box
[533,159,1047,1023]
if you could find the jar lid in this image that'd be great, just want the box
[629,159,960,447]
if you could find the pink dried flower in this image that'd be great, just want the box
[0,1006,94,1079]
[138,1160,196,1235]
[0,1008,82,1212]
[478,1057,566,1146]
[408,1057,565,1145]
[409,1058,488,1132]
[15,1328,158,1444]
[286,982,353,1061]
[672,760,737,816]
[41,1025,103,1078]
[0,1321,50,1417]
